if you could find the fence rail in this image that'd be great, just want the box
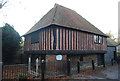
[2,64,36,80]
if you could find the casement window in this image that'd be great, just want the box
[94,35,103,44]
[94,35,98,43]
[98,36,103,44]
[31,32,39,44]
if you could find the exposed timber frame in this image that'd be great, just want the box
[24,50,107,55]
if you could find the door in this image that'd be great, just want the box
[97,54,104,66]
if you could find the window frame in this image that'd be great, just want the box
[94,35,103,44]
[94,35,98,43]
[98,36,103,44]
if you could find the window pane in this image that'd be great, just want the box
[94,35,97,43]
[94,35,98,43]
[99,36,103,44]
[31,32,39,44]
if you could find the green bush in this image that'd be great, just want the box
[117,52,120,57]
[16,73,27,79]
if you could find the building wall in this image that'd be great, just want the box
[24,26,107,51]
[117,45,120,52]
[80,54,98,70]
[105,46,116,63]
[45,55,67,76]
[30,54,101,76]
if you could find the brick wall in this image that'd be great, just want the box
[45,55,67,76]
[31,54,102,76]
[80,54,98,70]
[45,54,98,76]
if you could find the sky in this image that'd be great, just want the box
[0,0,119,38]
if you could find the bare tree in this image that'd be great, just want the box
[0,0,7,9]
[106,31,117,40]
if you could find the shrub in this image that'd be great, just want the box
[16,73,27,79]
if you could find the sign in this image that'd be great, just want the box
[56,55,62,60]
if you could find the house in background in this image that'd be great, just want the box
[105,38,117,63]
[23,4,107,78]
[117,45,120,52]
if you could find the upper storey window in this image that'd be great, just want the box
[31,32,39,44]
[94,35,103,44]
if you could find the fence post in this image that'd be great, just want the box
[103,55,105,68]
[111,59,113,66]
[77,61,80,73]
[92,60,95,70]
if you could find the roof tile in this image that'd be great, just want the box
[24,4,106,36]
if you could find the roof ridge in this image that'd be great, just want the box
[51,4,58,24]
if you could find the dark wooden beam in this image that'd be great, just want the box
[67,55,70,76]
[24,50,107,55]
[53,27,56,50]
[103,54,105,67]
[77,61,80,73]
[41,55,46,81]
[92,60,95,70]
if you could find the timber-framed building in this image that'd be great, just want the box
[23,4,108,78]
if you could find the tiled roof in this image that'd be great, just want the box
[107,38,118,47]
[24,4,106,36]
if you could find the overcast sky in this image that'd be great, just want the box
[0,0,119,38]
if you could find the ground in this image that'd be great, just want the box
[47,64,119,80]
[71,64,118,79]
[3,63,119,80]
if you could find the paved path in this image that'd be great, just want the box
[101,65,118,79]
[71,64,119,79]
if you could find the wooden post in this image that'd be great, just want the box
[92,60,95,70]
[41,55,46,81]
[67,55,70,76]
[77,61,80,73]
[103,54,105,68]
